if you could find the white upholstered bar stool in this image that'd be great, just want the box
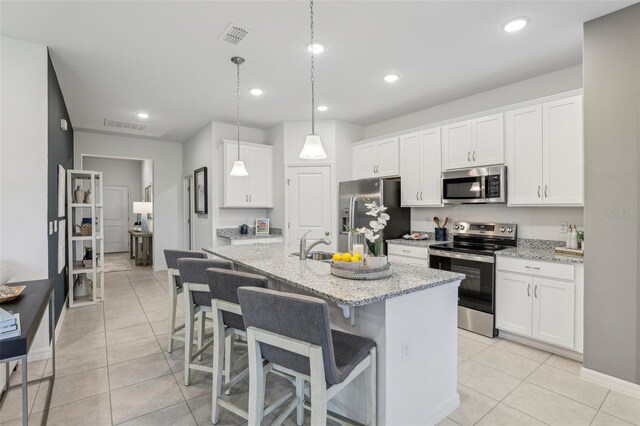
[206,268,293,424]
[163,249,207,353]
[177,257,234,386]
[238,287,377,426]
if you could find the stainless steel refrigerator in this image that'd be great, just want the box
[338,178,411,254]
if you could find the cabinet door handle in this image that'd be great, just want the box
[472,150,476,161]
[538,185,541,198]
[534,284,538,298]
[249,195,252,202]
[402,249,411,253]
[416,191,419,200]
[467,152,471,162]
[420,191,423,200]
[373,165,376,174]
[527,283,531,297]
[544,185,548,198]
[376,165,379,173]
[525,266,541,270]
[246,195,248,202]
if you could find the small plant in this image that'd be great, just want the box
[345,200,390,257]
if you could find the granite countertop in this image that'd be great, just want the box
[203,244,464,306]
[386,238,443,247]
[496,247,584,265]
[217,227,283,241]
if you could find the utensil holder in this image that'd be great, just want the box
[435,228,447,241]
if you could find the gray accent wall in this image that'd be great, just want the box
[583,3,640,384]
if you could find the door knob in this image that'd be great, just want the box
[325,231,330,236]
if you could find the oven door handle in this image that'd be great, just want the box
[429,249,495,264]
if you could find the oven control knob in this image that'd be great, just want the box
[454,225,459,230]
[507,227,513,233]
[459,225,465,230]
[500,227,506,232]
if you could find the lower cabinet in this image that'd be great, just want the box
[387,244,429,267]
[496,257,578,351]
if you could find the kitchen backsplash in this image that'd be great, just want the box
[411,205,583,241]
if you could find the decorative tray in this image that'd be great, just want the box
[554,247,584,257]
[403,233,430,240]
[330,262,392,280]
[0,285,26,304]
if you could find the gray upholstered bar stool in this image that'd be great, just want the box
[163,249,207,353]
[238,287,377,426]
[206,268,293,424]
[177,257,234,386]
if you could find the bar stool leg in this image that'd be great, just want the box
[197,311,205,361]
[366,347,377,426]
[167,271,177,353]
[21,356,28,426]
[309,346,327,425]
[184,287,195,386]
[224,333,232,395]
[211,309,225,424]
[295,376,305,426]
[247,329,266,425]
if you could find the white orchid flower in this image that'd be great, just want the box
[365,210,377,217]
[380,213,390,221]
[377,217,387,226]
[377,205,388,212]
[370,220,384,231]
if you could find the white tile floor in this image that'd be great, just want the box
[1,268,639,426]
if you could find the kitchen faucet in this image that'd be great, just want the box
[299,230,331,260]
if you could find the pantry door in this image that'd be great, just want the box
[287,165,333,251]
[103,185,129,253]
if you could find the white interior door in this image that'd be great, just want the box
[287,166,333,250]
[104,185,129,253]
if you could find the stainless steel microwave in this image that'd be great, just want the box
[442,166,506,204]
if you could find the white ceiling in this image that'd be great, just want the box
[1,1,635,142]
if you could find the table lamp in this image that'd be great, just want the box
[133,202,152,233]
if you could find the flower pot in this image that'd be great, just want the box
[364,255,388,268]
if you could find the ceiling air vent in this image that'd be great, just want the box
[104,118,147,131]
[219,24,250,45]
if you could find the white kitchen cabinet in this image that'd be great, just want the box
[387,244,429,267]
[442,113,504,170]
[532,277,575,348]
[352,137,399,179]
[543,96,583,205]
[496,257,580,351]
[400,128,442,206]
[506,96,583,206]
[496,272,533,336]
[220,140,273,208]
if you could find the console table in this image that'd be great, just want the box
[0,280,55,425]
[129,230,153,266]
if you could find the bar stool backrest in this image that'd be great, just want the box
[177,258,234,306]
[238,287,341,384]
[163,249,207,288]
[205,268,268,331]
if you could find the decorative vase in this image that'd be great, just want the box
[84,190,92,204]
[364,255,388,268]
[74,186,84,203]
[349,233,366,256]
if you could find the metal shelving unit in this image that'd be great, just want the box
[67,169,105,307]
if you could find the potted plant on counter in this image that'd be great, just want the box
[349,200,390,268]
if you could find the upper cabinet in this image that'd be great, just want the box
[399,128,442,206]
[220,140,274,208]
[506,95,583,206]
[352,137,399,179]
[442,113,504,170]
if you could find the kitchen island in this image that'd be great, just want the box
[204,243,464,425]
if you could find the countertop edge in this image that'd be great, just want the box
[495,249,584,265]
[204,247,464,306]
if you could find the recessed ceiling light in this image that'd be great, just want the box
[249,88,263,96]
[307,43,325,54]
[384,73,400,83]
[503,17,529,33]
[317,105,329,112]
[136,112,149,119]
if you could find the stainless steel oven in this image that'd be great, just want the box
[442,165,506,204]
[429,221,517,338]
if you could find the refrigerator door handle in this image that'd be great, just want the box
[347,196,355,249]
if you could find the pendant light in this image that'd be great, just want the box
[299,0,327,160]
[230,56,249,176]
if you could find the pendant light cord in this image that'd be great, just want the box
[236,60,241,160]
[310,0,315,135]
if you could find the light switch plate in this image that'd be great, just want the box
[54,220,58,232]
[49,222,54,235]
[60,119,68,131]
[560,221,568,233]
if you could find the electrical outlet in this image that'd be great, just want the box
[560,221,568,233]
[401,339,410,361]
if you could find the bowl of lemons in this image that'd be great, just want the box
[331,251,363,266]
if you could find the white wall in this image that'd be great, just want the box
[365,65,583,139]
[75,131,182,270]
[83,156,142,233]
[0,36,49,280]
[334,121,364,183]
[141,159,153,230]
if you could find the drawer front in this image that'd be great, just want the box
[497,257,574,281]
[388,254,428,267]
[387,244,430,259]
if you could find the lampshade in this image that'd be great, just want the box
[230,160,249,176]
[299,134,327,160]
[133,201,153,214]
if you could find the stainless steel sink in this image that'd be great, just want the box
[290,252,334,262]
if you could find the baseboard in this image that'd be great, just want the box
[581,367,640,399]
[426,392,460,426]
[498,331,583,361]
